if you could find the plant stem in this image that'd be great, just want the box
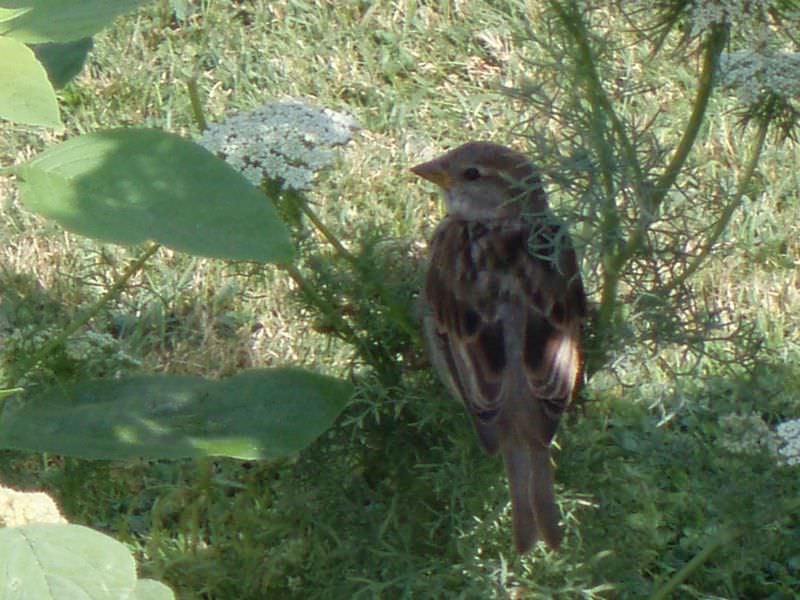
[283,263,401,383]
[547,0,645,193]
[650,495,800,600]
[548,0,644,371]
[299,200,358,264]
[592,24,725,359]
[649,526,737,600]
[281,263,358,341]
[610,25,727,277]
[187,77,208,132]
[298,201,421,343]
[665,116,769,292]
[651,26,727,207]
[12,243,162,385]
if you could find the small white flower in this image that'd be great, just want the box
[718,412,780,456]
[775,418,800,466]
[719,413,800,467]
[199,99,360,190]
[720,49,800,106]
[690,0,771,35]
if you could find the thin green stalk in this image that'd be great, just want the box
[665,116,769,292]
[611,25,727,275]
[547,0,646,351]
[11,243,162,386]
[547,0,645,195]
[649,526,737,600]
[299,201,358,264]
[650,496,800,599]
[586,268,619,377]
[282,263,358,341]
[0,388,23,401]
[187,77,207,132]
[284,263,401,383]
[591,25,726,355]
[651,26,727,205]
[299,201,421,343]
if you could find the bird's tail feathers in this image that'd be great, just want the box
[503,446,538,553]
[530,445,563,550]
[503,444,562,553]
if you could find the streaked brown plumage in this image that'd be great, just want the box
[412,141,586,553]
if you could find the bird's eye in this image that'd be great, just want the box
[463,167,481,181]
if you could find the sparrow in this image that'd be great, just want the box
[412,141,586,553]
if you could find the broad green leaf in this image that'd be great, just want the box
[0,524,137,599]
[31,37,93,89]
[15,129,294,263]
[131,579,176,600]
[0,0,149,43]
[0,7,31,21]
[0,369,353,460]
[0,36,60,127]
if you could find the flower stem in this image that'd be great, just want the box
[614,26,726,270]
[547,0,647,360]
[299,201,421,343]
[665,116,769,292]
[282,262,402,383]
[299,201,357,264]
[281,263,358,340]
[187,77,208,132]
[593,25,725,362]
[547,0,645,195]
[653,26,728,205]
[12,243,162,386]
[649,526,737,600]
[649,496,800,600]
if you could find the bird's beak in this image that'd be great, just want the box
[411,158,451,188]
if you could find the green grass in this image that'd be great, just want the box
[2,1,800,598]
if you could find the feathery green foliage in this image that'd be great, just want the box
[1,1,799,598]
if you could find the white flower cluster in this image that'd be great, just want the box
[776,418,800,466]
[2,326,141,383]
[690,0,770,35]
[718,413,800,467]
[720,49,800,106]
[718,413,780,456]
[199,99,360,191]
[3,324,58,353]
[0,485,65,527]
[64,330,141,368]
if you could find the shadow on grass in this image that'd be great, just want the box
[557,365,800,598]
[2,261,798,598]
[149,361,799,598]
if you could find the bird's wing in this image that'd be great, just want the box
[424,216,586,452]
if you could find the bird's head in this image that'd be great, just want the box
[411,141,549,220]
